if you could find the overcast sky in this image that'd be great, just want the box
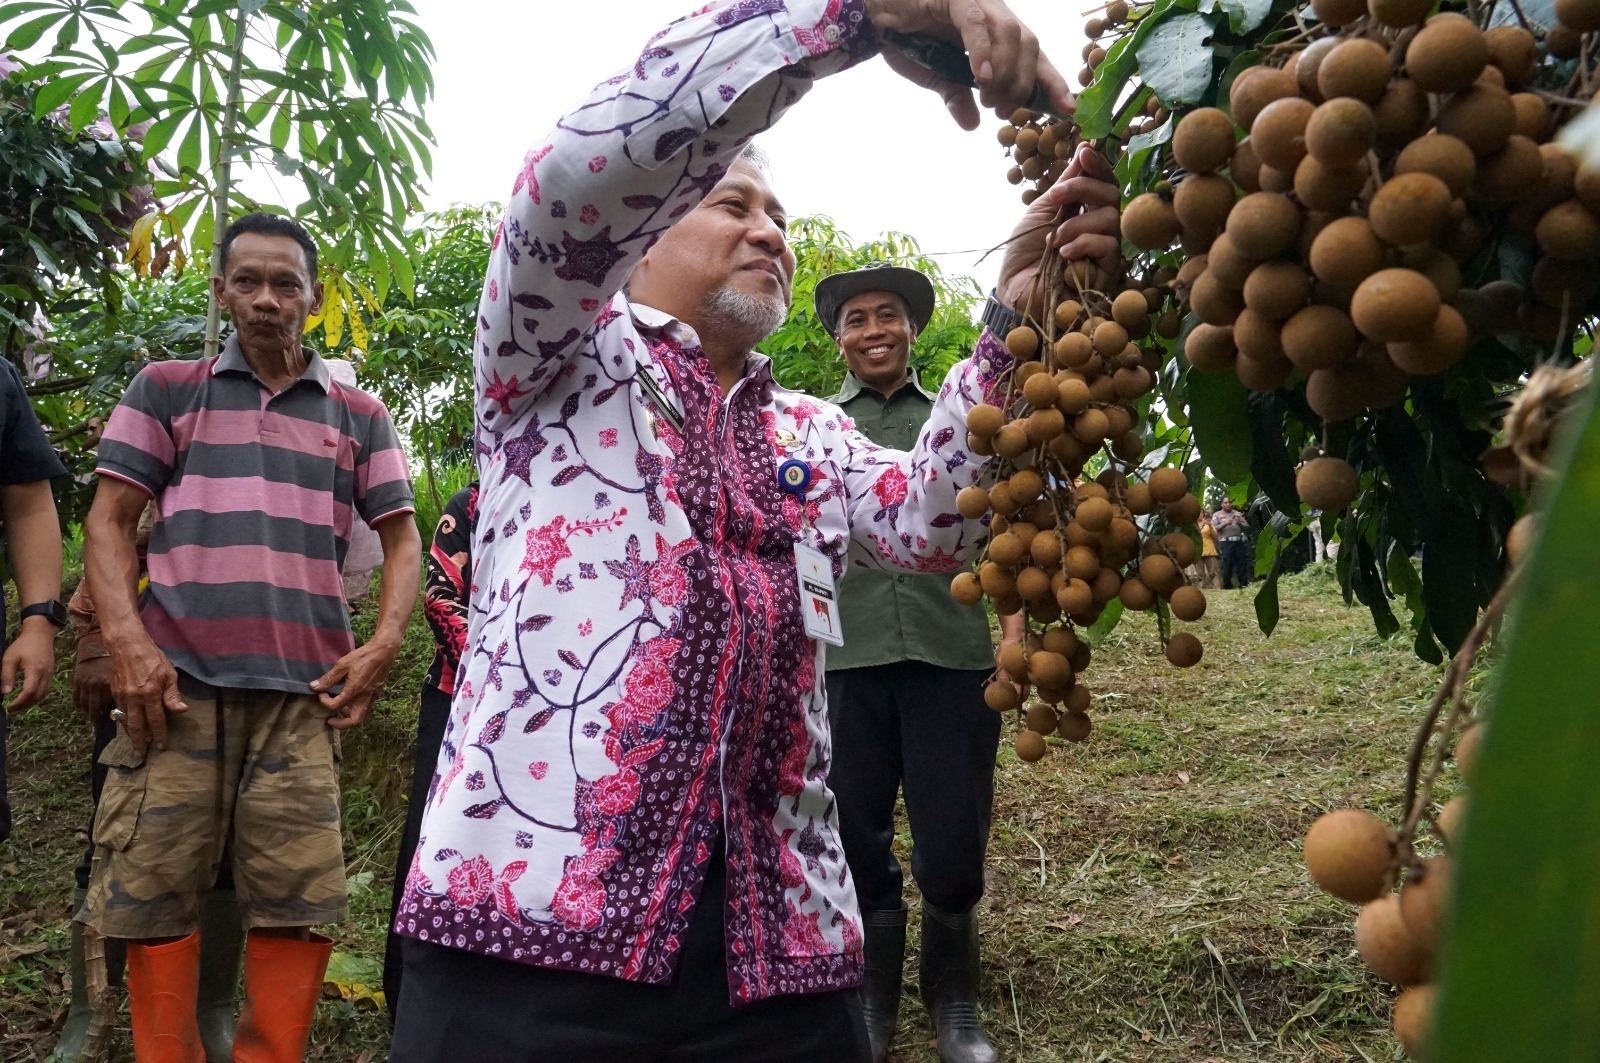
[405,0,1085,296]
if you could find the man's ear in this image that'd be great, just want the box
[308,276,325,317]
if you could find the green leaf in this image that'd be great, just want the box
[1433,383,1600,1063]
[1075,0,1180,140]
[1218,0,1273,33]
[1246,392,1301,513]
[1084,598,1125,645]
[1185,360,1253,484]
[68,80,103,131]
[176,114,202,175]
[1252,533,1287,635]
[32,71,94,117]
[4,9,65,50]
[1135,13,1218,108]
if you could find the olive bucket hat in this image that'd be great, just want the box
[813,262,936,336]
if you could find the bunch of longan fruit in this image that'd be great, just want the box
[1301,722,1480,1059]
[1122,2,1600,520]
[950,294,1209,763]
[999,107,1082,205]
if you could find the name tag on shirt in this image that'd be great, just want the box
[794,543,844,647]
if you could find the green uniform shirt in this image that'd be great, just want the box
[826,371,995,673]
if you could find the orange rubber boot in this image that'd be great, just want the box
[233,932,334,1063]
[126,932,206,1063]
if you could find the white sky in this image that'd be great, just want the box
[407,0,1085,296]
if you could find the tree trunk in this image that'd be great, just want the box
[203,5,253,359]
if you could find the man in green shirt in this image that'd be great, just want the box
[818,264,1022,1063]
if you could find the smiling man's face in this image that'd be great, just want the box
[836,290,915,396]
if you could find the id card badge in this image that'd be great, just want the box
[794,542,844,647]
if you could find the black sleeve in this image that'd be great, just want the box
[0,359,68,485]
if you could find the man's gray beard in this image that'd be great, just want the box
[698,285,787,349]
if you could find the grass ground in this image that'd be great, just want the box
[0,564,1445,1062]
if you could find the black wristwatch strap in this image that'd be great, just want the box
[980,290,1024,339]
[19,600,67,628]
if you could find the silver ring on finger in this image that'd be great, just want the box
[109,707,127,723]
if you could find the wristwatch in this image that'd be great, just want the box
[980,289,1024,339]
[19,600,68,628]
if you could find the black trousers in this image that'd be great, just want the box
[1219,540,1253,589]
[389,840,870,1063]
[384,684,452,1021]
[825,661,1000,915]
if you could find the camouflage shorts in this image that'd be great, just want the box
[79,672,347,939]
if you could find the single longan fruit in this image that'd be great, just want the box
[1009,467,1044,503]
[1093,320,1130,358]
[1148,466,1189,504]
[1123,193,1181,250]
[1388,304,1469,375]
[1233,309,1282,362]
[1352,268,1441,342]
[1173,107,1237,174]
[1161,532,1198,568]
[1398,856,1453,952]
[985,680,1021,711]
[1474,134,1542,201]
[1071,407,1111,444]
[1170,584,1207,621]
[1392,985,1437,1060]
[1206,232,1259,289]
[1056,375,1092,414]
[1226,192,1302,260]
[1306,365,1369,422]
[1230,135,1264,193]
[1373,78,1430,146]
[1369,0,1432,26]
[1406,13,1489,92]
[1536,200,1600,260]
[1024,702,1059,736]
[988,530,1028,569]
[1486,25,1539,87]
[1063,544,1101,582]
[950,570,984,605]
[1557,0,1600,31]
[1509,94,1553,143]
[1303,809,1394,902]
[1055,331,1094,370]
[1305,97,1376,167]
[1015,565,1054,603]
[1243,260,1312,322]
[956,485,991,519]
[1112,289,1151,331]
[1312,0,1368,26]
[1251,97,1315,172]
[1040,626,1079,658]
[1355,894,1432,986]
[1308,217,1385,291]
[1075,495,1115,533]
[1395,134,1476,198]
[1138,553,1179,594]
[1318,39,1391,103]
[1190,271,1246,326]
[1165,631,1203,667]
[1056,711,1092,743]
[1014,729,1048,763]
[1006,326,1040,360]
[1120,576,1156,610]
[1295,37,1339,101]
[1297,456,1361,511]
[1056,577,1093,615]
[1229,66,1299,131]
[1173,174,1237,242]
[1028,650,1072,688]
[993,423,1031,460]
[1025,407,1066,444]
[1125,481,1154,515]
[966,403,1005,439]
[1185,323,1237,372]
[1294,155,1368,213]
[1165,493,1203,528]
[1282,304,1359,372]
[1436,85,1515,156]
[1022,370,1061,410]
[1369,172,1452,247]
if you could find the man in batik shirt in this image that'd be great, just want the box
[389,2,1120,1059]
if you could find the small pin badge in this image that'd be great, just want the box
[775,428,800,451]
[778,458,812,496]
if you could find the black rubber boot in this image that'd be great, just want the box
[918,902,996,1063]
[51,888,125,1063]
[195,889,243,1063]
[860,906,907,1063]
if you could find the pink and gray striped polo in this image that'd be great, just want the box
[96,337,414,693]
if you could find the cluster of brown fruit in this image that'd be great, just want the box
[1121,3,1600,519]
[1301,723,1479,1059]
[949,292,1209,763]
[999,108,1082,205]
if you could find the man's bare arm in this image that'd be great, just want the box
[312,513,421,729]
[1,480,63,709]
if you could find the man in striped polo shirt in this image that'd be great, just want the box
[80,213,420,1063]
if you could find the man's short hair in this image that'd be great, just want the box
[219,213,318,281]
[738,141,771,174]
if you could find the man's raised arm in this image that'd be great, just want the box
[474,1,878,435]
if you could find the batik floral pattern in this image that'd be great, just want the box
[393,0,1014,1005]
